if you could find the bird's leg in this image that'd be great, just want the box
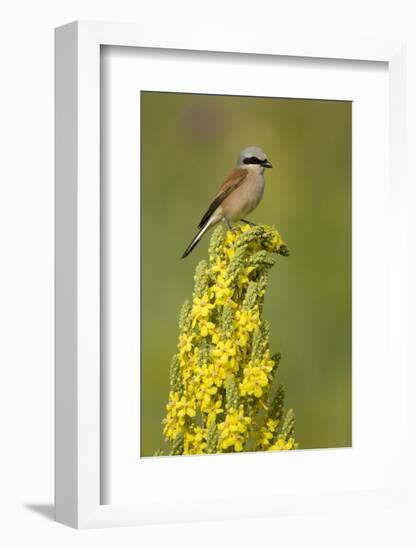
[223,218,233,231]
[224,218,240,233]
[240,218,257,227]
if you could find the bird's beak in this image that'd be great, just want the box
[262,159,272,168]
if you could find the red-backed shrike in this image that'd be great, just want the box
[182,146,272,258]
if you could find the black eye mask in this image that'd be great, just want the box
[243,156,264,165]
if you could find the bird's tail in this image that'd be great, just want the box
[181,219,214,259]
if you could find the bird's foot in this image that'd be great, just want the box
[240,219,257,227]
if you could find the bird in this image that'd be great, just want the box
[181,146,272,258]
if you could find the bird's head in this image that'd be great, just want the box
[237,146,272,173]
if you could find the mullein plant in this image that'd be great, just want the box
[161,224,298,456]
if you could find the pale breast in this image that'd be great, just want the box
[220,173,265,222]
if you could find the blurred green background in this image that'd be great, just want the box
[140,91,351,456]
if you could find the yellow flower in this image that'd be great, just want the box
[191,293,214,325]
[206,362,227,387]
[218,405,251,452]
[168,392,196,418]
[198,319,215,337]
[211,256,227,276]
[235,308,260,332]
[184,426,207,455]
[270,232,284,252]
[206,398,224,425]
[257,418,279,449]
[209,275,233,304]
[239,335,249,347]
[196,378,218,411]
[179,333,194,355]
[239,358,272,398]
[268,437,297,451]
[212,339,237,366]
[237,269,251,287]
[225,231,238,246]
[260,351,275,373]
[162,391,197,441]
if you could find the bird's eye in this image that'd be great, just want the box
[243,156,263,165]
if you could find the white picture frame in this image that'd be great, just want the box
[55,21,407,529]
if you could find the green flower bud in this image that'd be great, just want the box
[208,225,225,259]
[278,244,290,256]
[169,354,183,393]
[280,408,295,441]
[251,328,263,362]
[248,250,275,270]
[179,300,192,332]
[270,351,282,376]
[227,246,247,284]
[261,320,270,344]
[197,338,210,367]
[193,260,209,298]
[206,422,218,453]
[221,304,234,338]
[244,282,259,310]
[225,375,239,411]
[269,384,285,423]
[170,432,184,456]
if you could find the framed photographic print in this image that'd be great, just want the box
[55,21,407,528]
